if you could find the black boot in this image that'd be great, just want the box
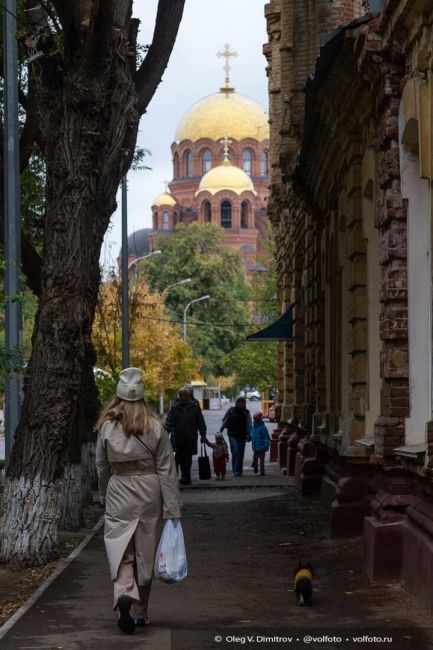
[117,594,135,634]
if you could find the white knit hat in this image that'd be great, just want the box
[116,367,144,402]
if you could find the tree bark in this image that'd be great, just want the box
[59,342,99,530]
[0,0,185,566]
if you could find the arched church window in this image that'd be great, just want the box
[184,150,193,177]
[162,212,169,230]
[202,149,212,174]
[243,149,253,176]
[241,201,250,228]
[260,151,269,177]
[220,200,232,229]
[173,152,179,179]
[203,200,212,222]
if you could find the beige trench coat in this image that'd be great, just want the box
[96,418,181,586]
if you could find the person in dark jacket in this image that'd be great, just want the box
[165,387,207,485]
[220,396,252,476]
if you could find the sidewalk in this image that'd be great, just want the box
[0,457,289,650]
[1,407,433,649]
[1,453,432,650]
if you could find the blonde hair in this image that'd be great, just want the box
[95,395,158,437]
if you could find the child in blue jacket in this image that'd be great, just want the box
[251,411,271,475]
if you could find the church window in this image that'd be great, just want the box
[185,150,193,177]
[220,200,232,229]
[162,212,169,230]
[202,149,212,174]
[243,149,253,176]
[174,153,179,179]
[260,151,269,177]
[241,201,250,228]
[203,200,212,222]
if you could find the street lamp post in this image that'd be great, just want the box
[127,250,162,271]
[4,0,23,463]
[183,295,210,342]
[121,249,162,369]
[121,176,129,369]
[157,278,192,416]
[163,277,192,293]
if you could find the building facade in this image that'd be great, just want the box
[126,48,270,276]
[265,0,433,611]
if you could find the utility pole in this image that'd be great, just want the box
[121,176,129,369]
[3,0,23,463]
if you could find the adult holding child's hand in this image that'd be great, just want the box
[219,396,252,476]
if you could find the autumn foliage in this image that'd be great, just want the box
[93,274,199,402]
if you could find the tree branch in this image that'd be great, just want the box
[134,0,185,115]
[80,0,114,79]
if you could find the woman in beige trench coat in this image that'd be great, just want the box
[96,367,181,634]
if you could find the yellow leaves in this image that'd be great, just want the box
[93,278,199,400]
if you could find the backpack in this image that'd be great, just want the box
[227,407,248,435]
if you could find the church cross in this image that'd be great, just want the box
[217,43,238,86]
[220,136,232,161]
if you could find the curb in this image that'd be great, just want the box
[0,516,104,640]
[179,481,294,490]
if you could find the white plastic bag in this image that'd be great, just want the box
[154,519,188,583]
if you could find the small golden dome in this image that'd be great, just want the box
[152,191,177,207]
[175,89,269,143]
[196,159,257,196]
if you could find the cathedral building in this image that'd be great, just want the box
[126,45,270,276]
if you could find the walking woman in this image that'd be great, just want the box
[96,368,181,634]
[220,396,252,476]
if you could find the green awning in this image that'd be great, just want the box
[246,306,293,342]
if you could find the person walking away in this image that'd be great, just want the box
[205,433,229,480]
[165,387,207,485]
[251,411,271,475]
[220,397,252,476]
[96,368,181,634]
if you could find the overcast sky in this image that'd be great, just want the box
[100,0,269,268]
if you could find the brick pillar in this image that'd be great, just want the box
[373,60,408,462]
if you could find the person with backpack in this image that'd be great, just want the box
[220,396,252,476]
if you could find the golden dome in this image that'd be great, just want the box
[152,191,177,207]
[175,89,269,143]
[196,159,257,196]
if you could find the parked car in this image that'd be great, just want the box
[246,390,261,401]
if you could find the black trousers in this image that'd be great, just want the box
[175,446,193,482]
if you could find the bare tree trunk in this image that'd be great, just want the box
[59,343,100,530]
[81,440,97,504]
[59,464,82,531]
[1,476,61,565]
